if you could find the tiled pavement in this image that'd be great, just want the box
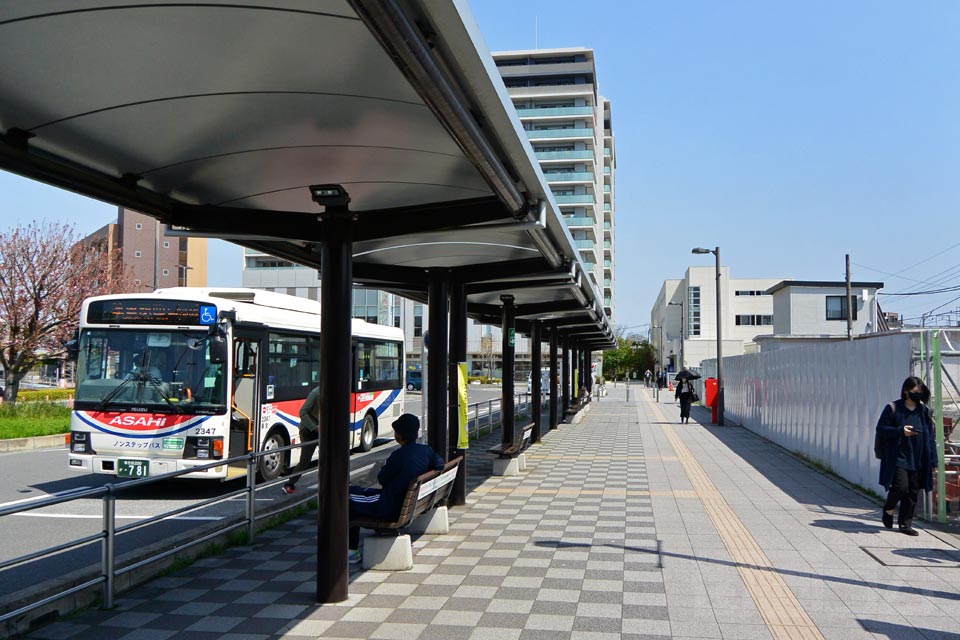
[25,386,960,640]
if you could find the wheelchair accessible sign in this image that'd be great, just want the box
[199,305,217,325]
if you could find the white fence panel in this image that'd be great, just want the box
[721,334,913,491]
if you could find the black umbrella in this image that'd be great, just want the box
[674,370,701,381]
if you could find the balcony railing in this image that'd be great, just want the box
[534,150,594,161]
[516,106,594,117]
[603,147,611,156]
[574,239,595,249]
[553,194,595,205]
[604,221,612,230]
[603,184,611,193]
[603,166,611,174]
[526,128,594,139]
[563,217,596,227]
[544,171,594,182]
[603,203,611,211]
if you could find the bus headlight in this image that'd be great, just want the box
[70,432,96,455]
[185,436,223,460]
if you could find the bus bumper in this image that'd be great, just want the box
[67,454,229,479]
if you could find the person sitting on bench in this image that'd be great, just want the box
[348,413,444,564]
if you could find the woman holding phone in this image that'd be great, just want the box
[875,376,937,536]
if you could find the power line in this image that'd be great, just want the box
[879,283,960,296]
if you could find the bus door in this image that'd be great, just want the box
[231,332,263,465]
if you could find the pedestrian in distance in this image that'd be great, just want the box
[675,378,696,424]
[281,386,321,495]
[347,413,444,564]
[875,376,937,536]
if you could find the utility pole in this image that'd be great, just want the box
[845,254,853,341]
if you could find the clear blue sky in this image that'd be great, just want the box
[1,0,958,328]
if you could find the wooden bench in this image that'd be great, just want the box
[487,422,534,458]
[350,456,462,570]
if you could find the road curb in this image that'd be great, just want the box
[0,434,67,454]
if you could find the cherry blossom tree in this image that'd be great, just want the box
[0,221,133,402]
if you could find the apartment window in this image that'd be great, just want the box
[134,251,142,258]
[134,279,141,286]
[826,296,857,321]
[688,287,701,336]
[135,223,142,230]
[735,315,773,326]
[163,241,170,248]
[413,304,423,337]
[735,290,768,296]
[162,269,169,276]
[536,145,574,152]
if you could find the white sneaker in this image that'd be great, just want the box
[347,549,362,565]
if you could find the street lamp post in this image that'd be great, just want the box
[668,300,683,371]
[692,246,723,425]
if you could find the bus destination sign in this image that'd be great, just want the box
[87,300,217,326]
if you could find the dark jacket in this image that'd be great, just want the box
[675,380,695,400]
[875,399,937,491]
[376,441,444,519]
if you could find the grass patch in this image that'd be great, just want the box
[0,403,72,439]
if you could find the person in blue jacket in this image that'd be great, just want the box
[348,413,444,563]
[875,376,937,536]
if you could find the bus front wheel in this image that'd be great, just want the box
[259,429,286,481]
[359,413,376,452]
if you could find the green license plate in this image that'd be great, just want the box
[118,459,149,478]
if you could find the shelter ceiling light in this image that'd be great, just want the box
[309,184,351,208]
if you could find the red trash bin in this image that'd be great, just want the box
[704,378,719,424]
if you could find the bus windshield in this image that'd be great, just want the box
[75,329,227,413]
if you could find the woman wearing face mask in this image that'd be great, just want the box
[875,376,937,536]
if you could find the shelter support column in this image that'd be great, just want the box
[549,328,559,430]
[427,270,449,458]
[317,212,352,604]
[531,320,542,443]
[500,295,516,448]
[447,281,467,505]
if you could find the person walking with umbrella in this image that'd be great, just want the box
[674,370,700,424]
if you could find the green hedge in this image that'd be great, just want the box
[11,388,75,402]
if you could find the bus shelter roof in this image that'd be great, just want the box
[0,0,613,347]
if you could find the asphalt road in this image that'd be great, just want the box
[0,385,514,602]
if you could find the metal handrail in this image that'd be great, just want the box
[0,392,533,625]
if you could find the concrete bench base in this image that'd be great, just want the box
[492,457,520,476]
[518,453,527,472]
[407,506,449,535]
[362,534,413,571]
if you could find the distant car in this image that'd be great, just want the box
[406,371,422,391]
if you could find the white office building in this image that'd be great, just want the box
[650,267,783,372]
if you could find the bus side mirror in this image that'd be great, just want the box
[209,334,228,365]
[64,330,79,361]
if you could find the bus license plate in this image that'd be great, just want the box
[118,459,149,478]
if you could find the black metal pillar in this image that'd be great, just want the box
[531,320,542,443]
[427,270,449,458]
[500,295,516,448]
[317,212,352,604]
[549,328,559,430]
[447,281,467,505]
[585,349,593,394]
[561,336,570,417]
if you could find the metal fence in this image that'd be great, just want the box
[0,393,532,631]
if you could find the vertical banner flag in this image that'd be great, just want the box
[458,362,470,449]
[574,370,579,396]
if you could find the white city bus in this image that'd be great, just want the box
[67,288,404,481]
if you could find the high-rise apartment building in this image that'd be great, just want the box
[492,47,616,321]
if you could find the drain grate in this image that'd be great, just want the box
[862,546,960,567]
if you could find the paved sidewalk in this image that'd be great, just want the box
[24,387,960,640]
